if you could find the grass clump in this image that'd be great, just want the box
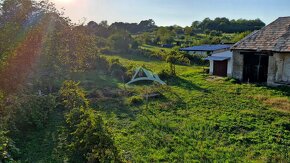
[127,95,143,106]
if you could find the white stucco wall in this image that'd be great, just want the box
[209,50,233,77]
[232,51,244,80]
[267,55,276,85]
[232,51,290,85]
[282,55,290,82]
[209,60,214,74]
[266,53,290,86]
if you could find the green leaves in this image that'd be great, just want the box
[0,130,19,162]
[13,94,57,130]
[109,30,132,52]
[56,81,120,162]
[59,81,89,110]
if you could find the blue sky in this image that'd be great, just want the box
[51,0,290,26]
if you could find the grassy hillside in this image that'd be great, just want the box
[1,1,287,162]
[66,53,290,162]
[14,52,290,162]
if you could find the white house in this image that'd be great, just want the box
[205,50,233,77]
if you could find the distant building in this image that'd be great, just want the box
[205,50,233,77]
[179,44,233,77]
[179,44,231,55]
[231,17,290,86]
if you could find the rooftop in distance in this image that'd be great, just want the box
[180,44,232,52]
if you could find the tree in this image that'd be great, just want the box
[109,30,132,52]
[87,20,110,37]
[184,26,193,36]
[0,0,33,24]
[191,21,200,29]
[59,81,89,110]
[231,31,251,43]
[136,32,152,44]
[166,51,179,76]
[192,17,265,33]
[155,27,175,45]
[63,107,120,162]
[131,39,139,49]
[57,81,120,162]
[138,19,156,31]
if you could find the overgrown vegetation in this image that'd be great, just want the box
[56,81,119,162]
[99,54,290,162]
[0,0,289,162]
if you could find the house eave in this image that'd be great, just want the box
[231,48,290,54]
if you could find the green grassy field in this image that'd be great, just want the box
[18,52,290,162]
[140,44,175,53]
[85,53,290,162]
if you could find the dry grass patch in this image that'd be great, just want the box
[251,95,290,113]
[264,97,290,112]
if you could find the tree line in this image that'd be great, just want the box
[87,17,265,37]
[191,17,265,33]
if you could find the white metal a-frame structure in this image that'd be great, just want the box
[126,67,166,85]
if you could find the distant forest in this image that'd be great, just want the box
[90,17,265,35]
[86,17,265,46]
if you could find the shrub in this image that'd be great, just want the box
[127,96,143,105]
[108,59,129,81]
[57,82,120,162]
[59,81,89,110]
[158,69,172,79]
[0,130,19,162]
[184,53,208,66]
[58,107,120,162]
[13,94,56,130]
[95,55,110,72]
[100,47,115,55]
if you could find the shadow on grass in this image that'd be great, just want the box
[71,72,120,92]
[95,98,139,120]
[167,75,209,93]
[240,81,290,97]
[105,52,161,63]
[265,85,290,96]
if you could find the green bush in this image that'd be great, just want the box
[13,94,56,130]
[59,81,89,110]
[64,108,119,162]
[57,81,120,162]
[108,59,129,81]
[184,53,208,66]
[127,96,143,105]
[0,130,18,162]
[95,55,110,72]
[158,69,172,79]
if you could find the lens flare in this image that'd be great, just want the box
[55,0,74,4]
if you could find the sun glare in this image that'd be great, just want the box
[55,0,74,4]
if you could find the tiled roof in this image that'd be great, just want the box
[231,17,290,52]
[180,44,231,52]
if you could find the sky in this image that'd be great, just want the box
[49,0,290,26]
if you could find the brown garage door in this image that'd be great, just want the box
[213,60,228,77]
